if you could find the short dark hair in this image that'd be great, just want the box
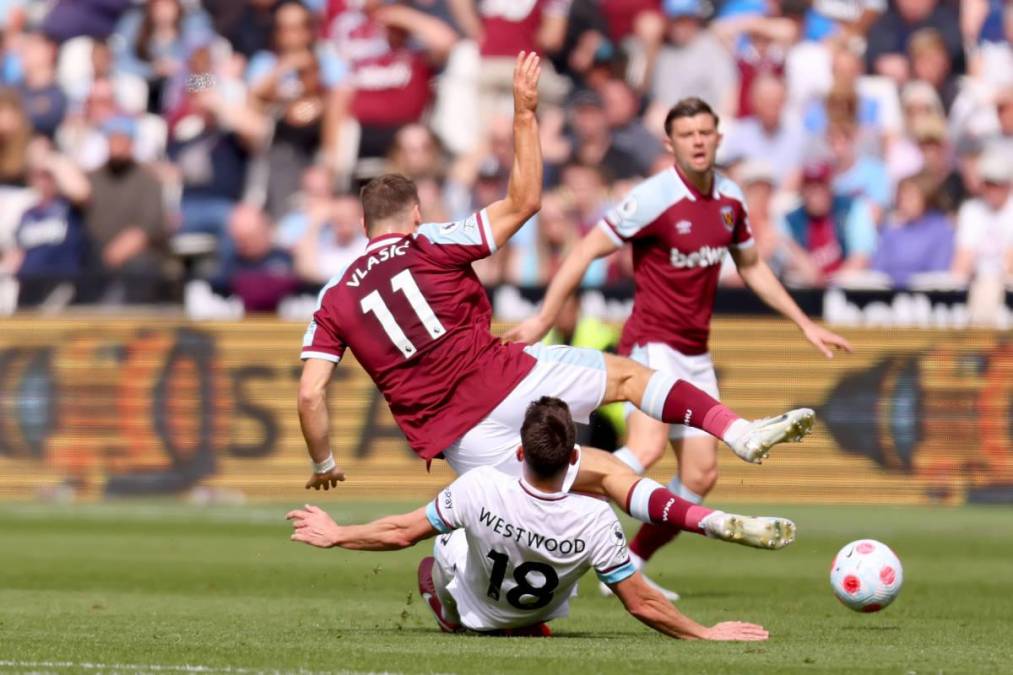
[360,174,419,231]
[664,97,719,136]
[520,397,576,479]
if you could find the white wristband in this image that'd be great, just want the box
[313,453,336,474]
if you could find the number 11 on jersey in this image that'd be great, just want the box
[360,269,446,359]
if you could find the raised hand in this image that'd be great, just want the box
[513,50,541,115]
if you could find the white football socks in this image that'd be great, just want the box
[614,446,645,475]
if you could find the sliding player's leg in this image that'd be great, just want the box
[569,446,795,549]
[601,353,814,463]
[626,436,717,576]
[604,410,680,600]
[420,532,465,633]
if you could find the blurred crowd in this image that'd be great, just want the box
[0,0,1011,316]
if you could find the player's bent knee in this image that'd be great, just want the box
[682,463,719,496]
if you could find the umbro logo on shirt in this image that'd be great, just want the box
[675,220,692,235]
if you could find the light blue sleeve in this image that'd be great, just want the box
[596,560,637,586]
[112,9,153,79]
[415,209,495,261]
[425,500,453,534]
[867,162,892,210]
[598,171,678,244]
[246,51,277,87]
[845,199,878,257]
[317,46,348,88]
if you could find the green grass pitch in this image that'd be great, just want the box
[2,501,1011,674]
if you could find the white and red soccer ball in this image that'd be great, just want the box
[830,539,903,612]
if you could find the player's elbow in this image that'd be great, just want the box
[509,189,541,221]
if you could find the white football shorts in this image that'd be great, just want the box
[625,342,719,440]
[441,343,607,490]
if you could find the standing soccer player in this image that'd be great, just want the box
[298,55,812,558]
[507,97,852,598]
[288,397,769,641]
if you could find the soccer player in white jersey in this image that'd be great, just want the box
[288,397,769,641]
[507,97,853,599]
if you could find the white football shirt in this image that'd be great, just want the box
[425,466,636,631]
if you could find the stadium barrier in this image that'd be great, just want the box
[0,317,1009,504]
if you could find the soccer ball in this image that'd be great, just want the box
[829,539,903,612]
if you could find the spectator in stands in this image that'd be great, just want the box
[168,41,267,248]
[827,118,892,218]
[865,0,963,81]
[780,162,877,287]
[907,28,958,112]
[600,77,665,175]
[39,0,130,43]
[986,85,1013,158]
[824,44,904,143]
[249,1,348,218]
[712,0,800,120]
[0,86,29,186]
[560,161,609,233]
[204,0,277,60]
[112,0,212,114]
[458,0,572,117]
[59,38,148,115]
[911,115,966,213]
[723,159,807,284]
[56,77,166,172]
[219,203,298,312]
[386,124,444,182]
[277,163,336,249]
[567,89,642,180]
[953,150,1013,285]
[507,188,607,286]
[1,139,89,306]
[325,1,454,166]
[648,0,737,117]
[888,80,944,180]
[0,87,35,252]
[871,173,954,288]
[14,32,66,137]
[719,74,804,186]
[83,116,169,303]
[293,193,366,285]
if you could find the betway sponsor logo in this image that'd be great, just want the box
[670,245,727,269]
[661,498,675,524]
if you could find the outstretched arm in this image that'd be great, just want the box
[610,572,768,641]
[504,226,618,344]
[298,358,346,490]
[287,504,437,551]
[484,51,542,250]
[731,246,853,359]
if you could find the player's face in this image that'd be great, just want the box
[667,114,721,175]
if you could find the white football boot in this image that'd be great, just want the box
[699,511,797,550]
[599,572,680,602]
[728,408,814,464]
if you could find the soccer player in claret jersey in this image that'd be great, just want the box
[298,52,811,558]
[507,97,853,600]
[287,397,769,641]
